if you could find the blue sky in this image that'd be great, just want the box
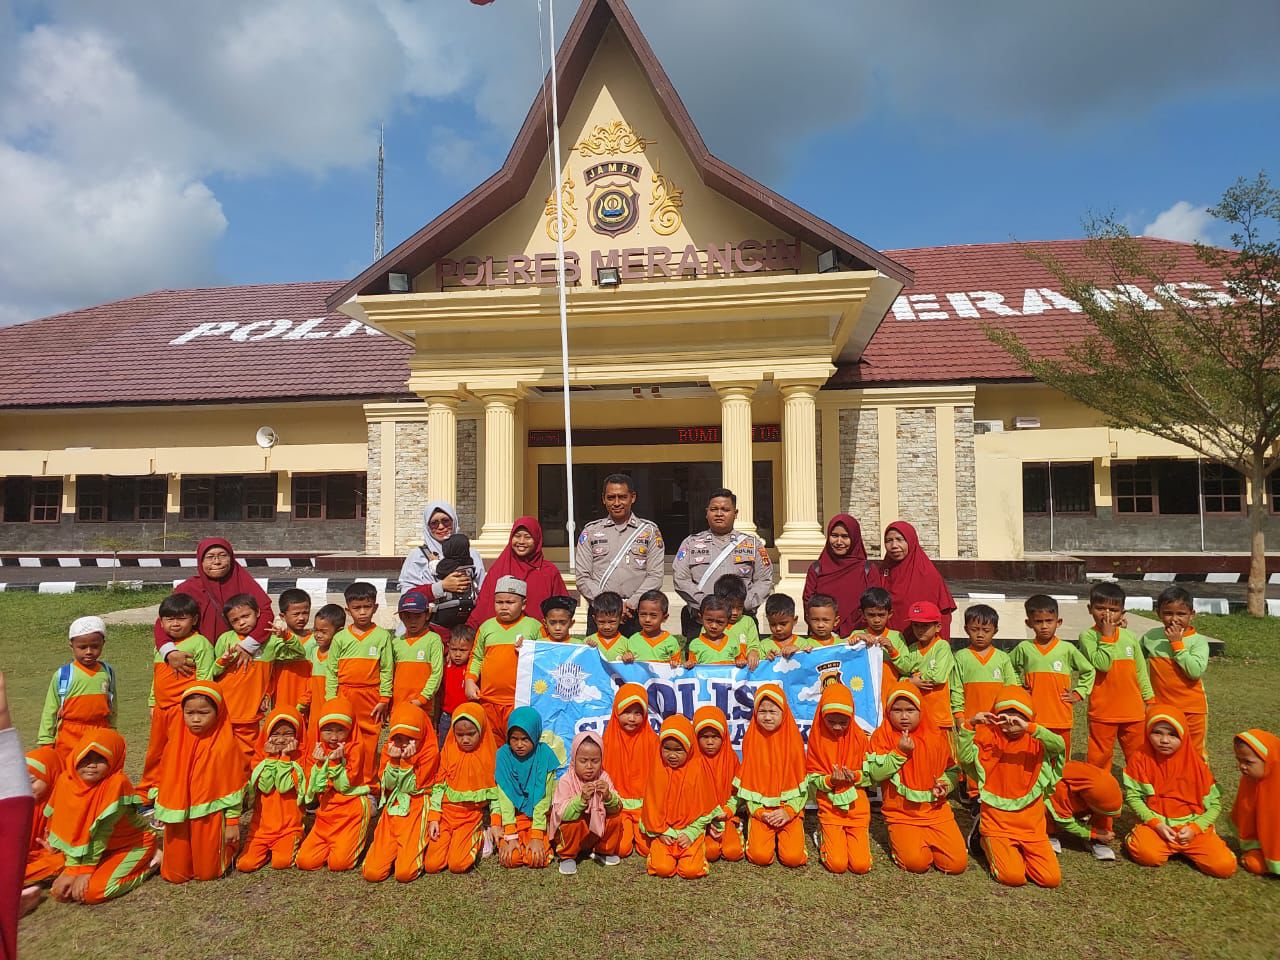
[1,0,1277,323]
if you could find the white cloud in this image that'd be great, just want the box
[426,127,493,186]
[1142,201,1216,244]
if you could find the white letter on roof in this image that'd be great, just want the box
[890,296,916,320]
[946,293,979,318]
[231,319,292,342]
[1021,288,1082,315]
[907,294,948,319]
[169,321,239,345]
[966,291,1020,317]
[283,317,331,339]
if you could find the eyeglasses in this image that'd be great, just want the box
[427,517,452,529]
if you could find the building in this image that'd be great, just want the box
[1,0,1273,587]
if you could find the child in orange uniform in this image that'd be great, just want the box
[1010,595,1094,760]
[1046,760,1123,861]
[958,686,1065,888]
[897,601,958,735]
[325,582,393,780]
[806,683,875,874]
[425,703,498,874]
[693,706,742,862]
[642,715,720,879]
[1141,586,1211,757]
[465,576,542,742]
[302,605,343,768]
[1232,728,1279,876]
[600,683,657,858]
[236,706,306,872]
[37,616,116,765]
[363,703,439,882]
[24,746,64,884]
[1078,582,1153,769]
[213,594,275,761]
[869,682,966,875]
[392,592,444,711]
[1123,705,1236,878]
[737,684,808,868]
[269,589,314,721]
[154,682,250,883]
[848,587,906,702]
[495,706,561,869]
[549,731,621,874]
[45,729,156,904]
[297,697,375,872]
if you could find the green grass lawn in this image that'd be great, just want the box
[8,593,1279,960]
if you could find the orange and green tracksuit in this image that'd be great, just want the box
[467,615,541,740]
[1140,627,1210,755]
[895,636,959,732]
[37,661,117,764]
[300,639,329,769]
[325,624,393,777]
[213,630,278,761]
[1079,626,1153,775]
[1046,760,1123,845]
[139,634,215,800]
[391,629,445,711]
[728,615,761,657]
[1009,638,1094,759]
[624,630,683,663]
[686,632,745,665]
[862,627,907,701]
[590,631,629,661]
[950,646,1020,724]
[794,634,842,652]
[271,631,313,716]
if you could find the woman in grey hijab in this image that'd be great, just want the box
[398,500,487,598]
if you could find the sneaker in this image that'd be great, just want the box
[1049,837,1062,854]
[480,830,495,860]
[1091,842,1117,861]
[558,859,578,876]
[811,829,822,852]
[593,853,620,866]
[965,811,983,858]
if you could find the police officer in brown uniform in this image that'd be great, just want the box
[573,473,665,636]
[672,487,775,638]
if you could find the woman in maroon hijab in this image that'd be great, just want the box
[467,518,567,628]
[152,537,274,672]
[879,520,956,639]
[802,514,882,635]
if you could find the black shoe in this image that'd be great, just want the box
[965,810,984,859]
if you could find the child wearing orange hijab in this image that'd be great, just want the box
[693,706,742,862]
[296,696,376,872]
[45,729,156,904]
[154,682,250,883]
[424,702,498,874]
[1122,705,1236,878]
[641,715,720,878]
[600,683,657,858]
[236,706,307,872]
[1232,728,1279,876]
[737,683,808,867]
[364,703,440,882]
[24,746,64,884]
[869,682,966,874]
[806,683,878,874]
[957,686,1064,887]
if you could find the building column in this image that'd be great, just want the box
[774,377,829,593]
[424,394,459,507]
[472,386,524,557]
[711,378,759,534]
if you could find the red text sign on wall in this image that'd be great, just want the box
[528,424,781,448]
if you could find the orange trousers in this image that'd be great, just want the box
[647,835,708,878]
[481,700,513,745]
[500,814,551,868]
[362,795,429,882]
[1086,719,1145,770]
[705,816,743,862]
[1051,761,1123,839]
[296,793,373,872]
[816,795,871,875]
[162,813,238,883]
[981,836,1061,888]
[339,685,384,779]
[26,848,64,885]
[886,812,967,874]
[598,808,649,858]
[1184,713,1207,758]
[1241,850,1274,876]
[76,833,157,904]
[138,704,179,799]
[236,791,303,872]
[745,810,808,867]
[1125,824,1237,878]
[423,804,486,874]
[556,817,609,860]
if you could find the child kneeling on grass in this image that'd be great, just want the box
[425,703,497,874]
[642,715,718,879]
[296,697,375,872]
[737,684,808,868]
[549,731,621,875]
[363,703,439,882]
[237,706,306,872]
[1232,728,1279,877]
[495,706,561,869]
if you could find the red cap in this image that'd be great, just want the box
[906,600,942,624]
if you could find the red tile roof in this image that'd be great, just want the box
[842,237,1228,386]
[0,282,411,408]
[0,238,1230,408]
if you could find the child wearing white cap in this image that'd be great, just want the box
[464,576,540,743]
[36,616,117,764]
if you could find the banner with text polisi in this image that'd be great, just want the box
[514,641,883,750]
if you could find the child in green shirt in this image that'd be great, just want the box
[762,594,804,659]
[624,590,683,664]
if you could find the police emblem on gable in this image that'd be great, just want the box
[588,181,639,237]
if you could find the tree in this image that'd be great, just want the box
[986,172,1280,616]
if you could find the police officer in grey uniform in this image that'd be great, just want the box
[573,473,665,636]
[672,487,775,638]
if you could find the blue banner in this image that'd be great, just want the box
[514,642,883,750]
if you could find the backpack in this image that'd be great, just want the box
[56,661,115,715]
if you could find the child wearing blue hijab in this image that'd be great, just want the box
[495,706,564,868]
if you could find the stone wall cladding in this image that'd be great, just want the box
[954,405,978,559]
[1024,509,1280,552]
[838,406,881,557]
[0,516,364,553]
[456,418,478,537]
[394,421,430,554]
[365,421,382,554]
[896,407,940,555]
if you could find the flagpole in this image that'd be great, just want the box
[546,0,576,552]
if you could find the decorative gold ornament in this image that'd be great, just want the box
[544,173,577,242]
[649,165,683,236]
[576,120,652,157]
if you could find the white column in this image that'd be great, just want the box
[774,374,833,594]
[423,394,459,507]
[473,387,523,556]
[712,379,758,534]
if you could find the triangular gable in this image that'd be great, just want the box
[326,0,911,311]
